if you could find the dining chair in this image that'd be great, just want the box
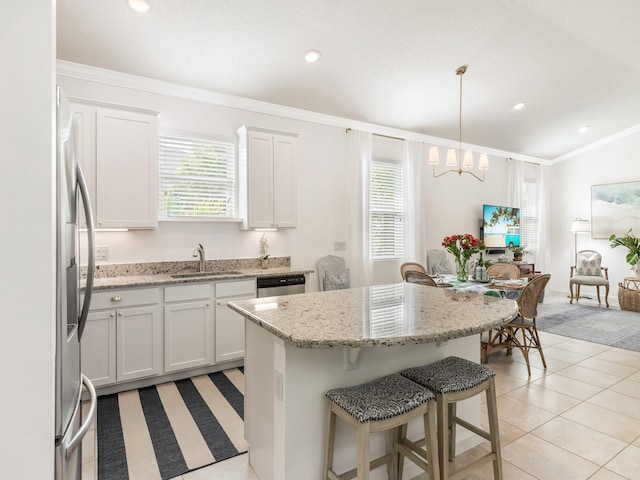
[426,249,453,275]
[569,249,609,307]
[317,255,350,291]
[404,270,438,287]
[400,262,427,280]
[486,263,521,280]
[502,274,551,376]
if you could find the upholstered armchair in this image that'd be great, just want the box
[569,250,609,307]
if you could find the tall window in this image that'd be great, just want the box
[158,134,236,219]
[370,158,404,259]
[521,180,538,251]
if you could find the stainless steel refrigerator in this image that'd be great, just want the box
[54,86,97,480]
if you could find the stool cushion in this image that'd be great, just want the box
[400,356,495,394]
[326,373,434,423]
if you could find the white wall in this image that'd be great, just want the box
[57,68,514,291]
[547,131,640,301]
[0,1,55,477]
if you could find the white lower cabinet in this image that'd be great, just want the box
[81,310,116,387]
[81,288,162,386]
[215,279,256,363]
[82,278,256,389]
[164,283,213,373]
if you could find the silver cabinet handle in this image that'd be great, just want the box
[118,312,123,317]
[110,313,115,318]
[111,295,122,302]
[205,302,210,307]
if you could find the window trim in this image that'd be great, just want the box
[370,156,405,261]
[157,130,241,222]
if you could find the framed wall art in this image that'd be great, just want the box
[591,181,640,238]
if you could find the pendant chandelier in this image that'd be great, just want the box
[430,65,489,182]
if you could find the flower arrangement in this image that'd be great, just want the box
[442,234,485,281]
[259,233,270,268]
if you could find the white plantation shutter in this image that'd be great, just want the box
[370,158,404,259]
[521,180,538,251]
[158,135,236,218]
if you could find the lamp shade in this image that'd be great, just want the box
[446,149,457,167]
[463,151,473,168]
[571,218,590,233]
[478,153,489,170]
[428,146,440,165]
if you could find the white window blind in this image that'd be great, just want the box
[370,159,404,260]
[521,180,538,251]
[158,135,236,219]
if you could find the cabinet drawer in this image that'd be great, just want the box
[89,288,160,310]
[164,283,212,303]
[215,278,256,298]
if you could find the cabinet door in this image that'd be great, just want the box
[96,108,158,229]
[80,310,116,387]
[215,293,254,363]
[272,135,296,228]
[246,131,275,228]
[117,305,162,382]
[164,300,213,372]
[71,104,96,229]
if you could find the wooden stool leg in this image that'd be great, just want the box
[357,422,371,480]
[322,404,336,480]
[424,404,440,480]
[486,378,503,480]
[436,394,448,480]
[448,401,456,461]
[387,427,398,480]
[397,424,407,480]
[596,286,602,304]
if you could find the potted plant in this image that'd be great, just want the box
[609,229,640,275]
[509,245,527,262]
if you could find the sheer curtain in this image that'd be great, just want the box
[508,159,549,273]
[347,130,373,287]
[403,140,426,264]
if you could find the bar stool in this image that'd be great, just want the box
[400,356,502,480]
[322,373,439,480]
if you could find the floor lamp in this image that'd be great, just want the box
[571,217,591,265]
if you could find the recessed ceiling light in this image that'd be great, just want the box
[513,102,526,111]
[578,126,590,133]
[304,49,321,63]
[128,0,150,13]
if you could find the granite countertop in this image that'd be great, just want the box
[84,257,314,291]
[228,282,519,349]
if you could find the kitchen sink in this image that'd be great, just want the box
[171,270,244,278]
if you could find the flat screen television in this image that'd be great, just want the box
[482,204,521,248]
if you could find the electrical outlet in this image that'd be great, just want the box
[274,369,283,401]
[96,245,109,261]
[334,241,346,251]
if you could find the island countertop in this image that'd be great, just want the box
[228,282,518,349]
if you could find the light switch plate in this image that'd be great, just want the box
[334,241,346,251]
[96,245,109,261]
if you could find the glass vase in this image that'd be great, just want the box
[455,257,469,282]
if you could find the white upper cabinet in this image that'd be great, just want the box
[238,126,298,229]
[96,108,158,229]
[71,102,159,229]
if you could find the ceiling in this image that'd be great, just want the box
[57,0,640,162]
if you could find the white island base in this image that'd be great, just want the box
[245,320,484,480]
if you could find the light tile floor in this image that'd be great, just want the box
[88,293,640,479]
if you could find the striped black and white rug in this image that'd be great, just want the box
[97,368,246,480]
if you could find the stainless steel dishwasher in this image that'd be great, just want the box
[257,274,306,297]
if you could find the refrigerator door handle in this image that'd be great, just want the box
[77,164,95,339]
[66,374,97,460]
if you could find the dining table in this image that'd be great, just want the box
[434,274,527,300]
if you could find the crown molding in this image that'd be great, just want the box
[56,59,546,164]
[549,123,640,164]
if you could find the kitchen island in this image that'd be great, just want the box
[228,282,518,480]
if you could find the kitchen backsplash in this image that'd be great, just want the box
[82,256,291,279]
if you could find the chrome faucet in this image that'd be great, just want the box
[193,243,205,272]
